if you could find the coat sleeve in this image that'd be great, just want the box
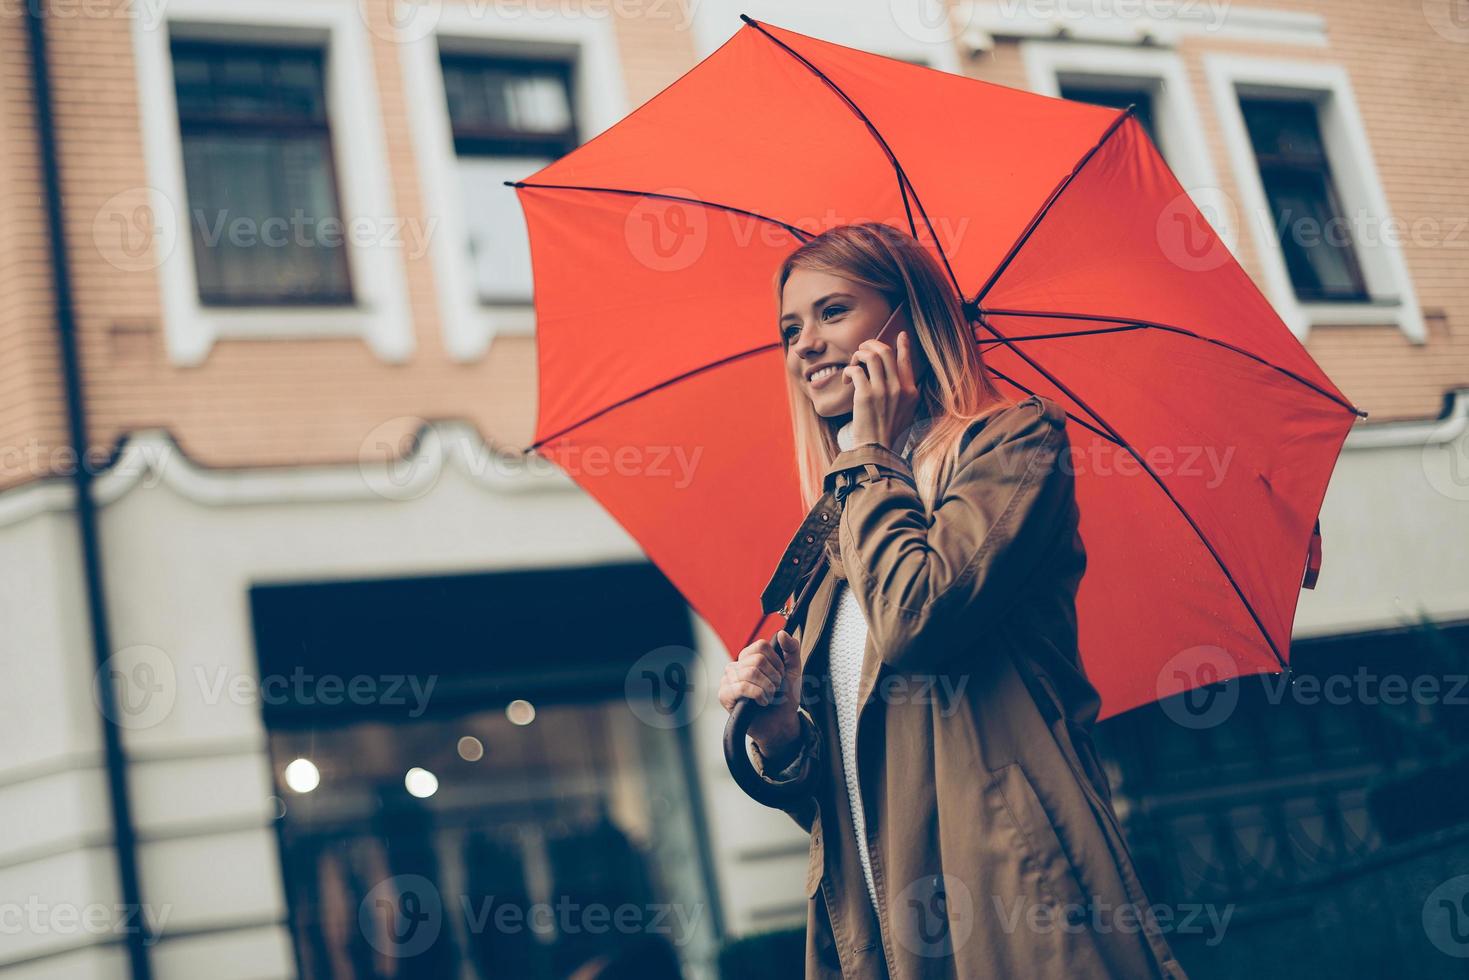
[823,397,1074,674]
[748,705,821,833]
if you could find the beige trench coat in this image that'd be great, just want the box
[746,394,1190,979]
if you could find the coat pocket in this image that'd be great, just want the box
[806,817,825,898]
[984,762,1089,920]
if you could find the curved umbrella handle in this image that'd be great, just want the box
[723,697,814,809]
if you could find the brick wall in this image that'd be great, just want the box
[1,0,1463,495]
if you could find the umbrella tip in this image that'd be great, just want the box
[739,12,756,25]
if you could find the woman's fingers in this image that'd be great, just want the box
[720,664,777,709]
[720,644,784,709]
[849,347,888,398]
[896,332,918,392]
[740,641,784,685]
[864,339,900,388]
[773,630,801,679]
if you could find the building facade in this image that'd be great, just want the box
[1,0,1466,977]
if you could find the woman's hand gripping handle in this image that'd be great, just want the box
[720,629,814,808]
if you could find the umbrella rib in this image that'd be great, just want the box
[973,308,1290,671]
[977,308,1369,418]
[974,105,1135,306]
[505,179,817,244]
[739,15,967,307]
[524,340,780,452]
[980,368,1119,445]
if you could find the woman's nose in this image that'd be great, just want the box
[791,324,820,356]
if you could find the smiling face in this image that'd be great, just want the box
[780,269,905,419]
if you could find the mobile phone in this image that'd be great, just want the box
[856,298,910,377]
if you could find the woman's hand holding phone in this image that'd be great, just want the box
[845,300,921,454]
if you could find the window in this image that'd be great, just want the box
[399,9,624,357]
[1020,44,1225,255]
[253,563,721,979]
[172,41,352,306]
[1058,82,1159,148]
[1238,97,1368,303]
[440,54,578,305]
[1203,56,1424,342]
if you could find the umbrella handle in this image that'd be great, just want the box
[723,697,815,809]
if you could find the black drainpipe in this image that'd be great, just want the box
[25,1,155,976]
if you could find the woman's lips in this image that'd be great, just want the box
[808,364,843,390]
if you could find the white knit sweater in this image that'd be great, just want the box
[772,419,919,919]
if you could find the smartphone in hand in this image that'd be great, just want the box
[855,298,920,378]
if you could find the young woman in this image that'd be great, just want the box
[718,223,1190,979]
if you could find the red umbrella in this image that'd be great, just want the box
[508,15,1365,721]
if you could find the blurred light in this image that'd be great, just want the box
[284,758,320,794]
[457,736,484,761]
[506,699,536,726]
[267,795,287,820]
[405,766,439,798]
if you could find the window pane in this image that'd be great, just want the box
[1261,170,1365,301]
[182,134,351,304]
[442,58,574,139]
[173,42,328,125]
[1239,97,1368,302]
[1239,98,1325,166]
[172,42,350,304]
[459,156,545,303]
[504,74,573,134]
[1060,83,1158,148]
[438,56,578,311]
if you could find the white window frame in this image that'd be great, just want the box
[1020,41,1233,256]
[1204,55,1426,344]
[399,8,626,361]
[949,1,1327,48]
[131,0,414,366]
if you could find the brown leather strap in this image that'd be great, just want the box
[759,490,841,617]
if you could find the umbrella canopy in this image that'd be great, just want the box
[508,15,1365,720]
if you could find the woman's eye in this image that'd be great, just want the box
[821,305,846,320]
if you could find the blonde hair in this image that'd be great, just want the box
[775,222,1015,512]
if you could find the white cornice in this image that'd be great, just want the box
[0,422,574,528]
